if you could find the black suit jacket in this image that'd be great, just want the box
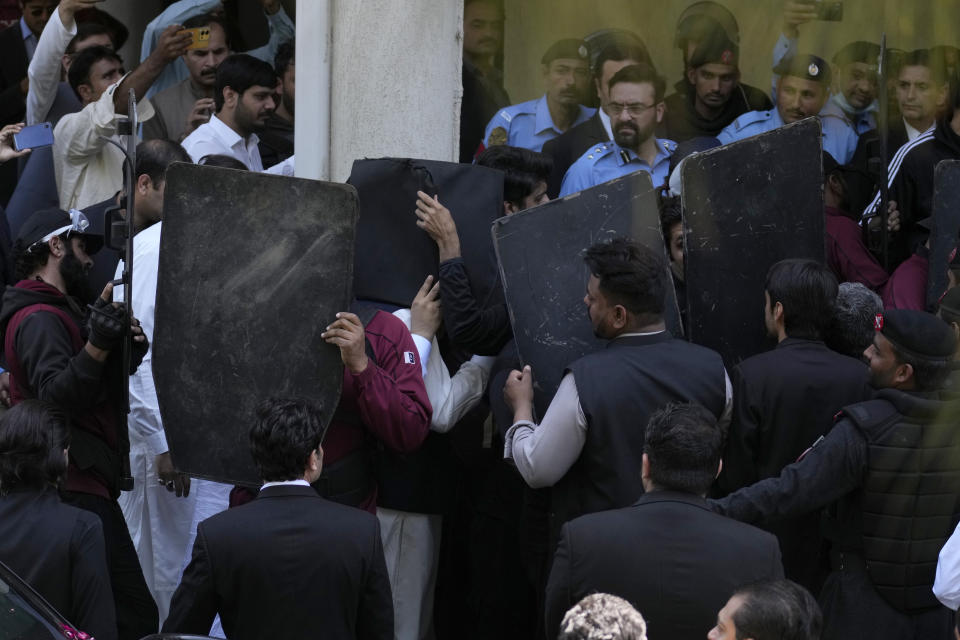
[544,491,783,640]
[0,488,116,640]
[541,111,609,198]
[163,484,393,640]
[0,21,27,126]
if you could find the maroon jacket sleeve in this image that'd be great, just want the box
[347,311,431,453]
[826,215,890,292]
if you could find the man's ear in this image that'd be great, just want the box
[774,301,785,325]
[504,201,519,215]
[612,304,629,330]
[894,362,914,387]
[222,86,238,110]
[77,82,94,103]
[136,173,153,195]
[47,236,63,258]
[641,453,650,481]
[686,66,697,86]
[716,458,723,479]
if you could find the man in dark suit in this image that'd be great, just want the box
[163,397,393,640]
[544,402,783,640]
[541,41,648,198]
[717,259,871,590]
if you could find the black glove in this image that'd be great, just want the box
[87,299,129,352]
[129,322,149,375]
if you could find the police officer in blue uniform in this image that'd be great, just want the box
[717,53,858,163]
[820,41,881,137]
[560,63,676,197]
[482,38,595,153]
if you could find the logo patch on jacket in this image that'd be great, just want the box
[404,351,416,365]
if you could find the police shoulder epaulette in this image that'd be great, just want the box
[734,110,772,131]
[662,139,678,153]
[585,143,612,162]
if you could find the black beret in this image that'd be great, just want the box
[688,28,739,68]
[879,309,956,361]
[773,53,832,85]
[542,38,589,66]
[833,41,881,67]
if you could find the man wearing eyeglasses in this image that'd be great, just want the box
[0,206,157,639]
[559,63,676,197]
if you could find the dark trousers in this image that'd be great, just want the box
[819,562,953,640]
[61,491,158,640]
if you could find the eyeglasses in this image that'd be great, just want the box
[606,102,658,117]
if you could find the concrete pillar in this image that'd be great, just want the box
[326,0,464,182]
[98,0,164,69]
[294,0,332,180]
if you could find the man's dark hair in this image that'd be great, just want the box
[889,343,953,391]
[476,145,551,209]
[182,12,232,48]
[136,139,191,186]
[731,580,822,640]
[275,39,295,77]
[12,238,51,281]
[825,282,882,359]
[900,48,948,86]
[643,402,722,496]
[0,400,70,495]
[658,196,682,252]
[592,42,651,78]
[764,259,838,340]
[583,237,666,322]
[249,397,325,482]
[607,63,666,103]
[67,45,122,99]
[214,53,278,112]
[198,154,249,170]
[66,22,113,55]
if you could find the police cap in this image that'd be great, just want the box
[878,309,956,361]
[832,41,881,67]
[674,1,740,48]
[542,38,589,66]
[688,28,739,68]
[774,53,832,85]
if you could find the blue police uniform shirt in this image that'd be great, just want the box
[558,138,677,197]
[716,108,858,164]
[820,96,877,136]
[482,94,596,153]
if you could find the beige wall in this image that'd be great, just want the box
[503,1,960,103]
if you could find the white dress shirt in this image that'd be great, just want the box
[182,114,264,171]
[53,75,155,210]
[261,479,310,491]
[26,5,74,125]
[934,521,960,609]
[392,308,495,433]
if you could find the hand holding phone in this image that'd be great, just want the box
[13,122,54,152]
[182,26,211,50]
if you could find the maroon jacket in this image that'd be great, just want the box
[825,206,889,292]
[321,309,431,512]
[883,250,929,311]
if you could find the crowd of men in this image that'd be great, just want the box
[1,1,960,640]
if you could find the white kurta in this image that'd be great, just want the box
[114,222,231,626]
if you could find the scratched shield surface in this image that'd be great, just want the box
[682,118,825,366]
[153,163,358,486]
[494,171,680,415]
[927,161,960,310]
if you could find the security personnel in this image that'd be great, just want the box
[481,38,595,153]
[821,41,881,136]
[717,53,858,163]
[712,309,960,639]
[559,63,676,197]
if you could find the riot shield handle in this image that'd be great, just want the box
[877,33,890,270]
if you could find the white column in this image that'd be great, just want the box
[294,0,332,180]
[327,0,463,182]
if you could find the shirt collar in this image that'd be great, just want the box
[209,113,259,150]
[260,479,310,491]
[19,16,34,41]
[533,94,556,135]
[613,138,673,168]
[598,107,614,140]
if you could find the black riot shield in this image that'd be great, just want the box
[347,158,504,308]
[682,118,825,365]
[493,171,681,415]
[927,161,960,310]
[153,164,358,486]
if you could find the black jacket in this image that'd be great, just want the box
[438,256,511,356]
[541,112,608,198]
[163,484,394,640]
[0,488,116,640]
[545,491,783,640]
[662,79,772,143]
[0,22,27,207]
[847,119,911,216]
